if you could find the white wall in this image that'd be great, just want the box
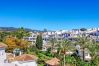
[12,61,37,66]
[0,63,15,66]
[0,48,6,63]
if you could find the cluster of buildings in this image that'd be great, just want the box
[24,28,99,45]
[1,28,99,66]
[0,42,38,66]
[0,42,60,66]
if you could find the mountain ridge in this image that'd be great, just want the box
[0,27,41,32]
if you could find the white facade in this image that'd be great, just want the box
[0,63,15,66]
[84,53,91,61]
[12,61,37,66]
[24,28,99,45]
[0,48,6,63]
[84,48,91,61]
[24,32,37,45]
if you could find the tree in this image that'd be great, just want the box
[36,35,43,50]
[4,36,29,52]
[49,38,56,53]
[77,35,91,61]
[0,32,10,41]
[16,39,29,51]
[15,27,30,39]
[43,28,47,32]
[4,36,17,52]
[57,40,71,66]
[80,28,87,31]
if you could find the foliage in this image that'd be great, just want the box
[4,36,17,52]
[57,40,71,66]
[37,51,52,66]
[50,38,56,51]
[4,36,29,52]
[16,39,29,51]
[15,27,30,39]
[0,32,11,41]
[80,28,87,31]
[1,27,99,65]
[36,35,43,50]
[45,48,53,57]
[65,56,76,64]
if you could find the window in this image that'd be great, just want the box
[30,38,33,40]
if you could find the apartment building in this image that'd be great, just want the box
[24,32,38,45]
[24,28,99,45]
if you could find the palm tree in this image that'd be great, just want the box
[57,40,71,66]
[77,34,92,61]
[88,39,99,65]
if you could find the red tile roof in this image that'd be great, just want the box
[7,54,38,62]
[46,58,60,65]
[14,54,38,61]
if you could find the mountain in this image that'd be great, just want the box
[0,27,41,32]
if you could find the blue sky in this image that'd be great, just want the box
[0,0,99,30]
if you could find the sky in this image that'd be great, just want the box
[0,0,99,30]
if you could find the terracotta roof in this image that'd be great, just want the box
[7,54,38,62]
[45,58,60,65]
[14,54,38,61]
[0,42,7,48]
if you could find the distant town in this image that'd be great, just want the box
[0,27,99,66]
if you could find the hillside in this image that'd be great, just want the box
[0,27,41,32]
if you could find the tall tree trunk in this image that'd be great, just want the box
[64,54,66,66]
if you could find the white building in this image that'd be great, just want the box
[0,42,38,66]
[24,28,99,45]
[12,61,37,66]
[0,42,16,66]
[24,32,38,45]
[0,63,15,66]
[10,54,38,66]
[0,42,7,63]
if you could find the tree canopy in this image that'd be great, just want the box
[36,35,43,50]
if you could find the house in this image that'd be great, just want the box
[0,42,16,66]
[0,42,7,63]
[7,53,38,66]
[0,63,15,66]
[45,58,60,66]
[10,54,38,66]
